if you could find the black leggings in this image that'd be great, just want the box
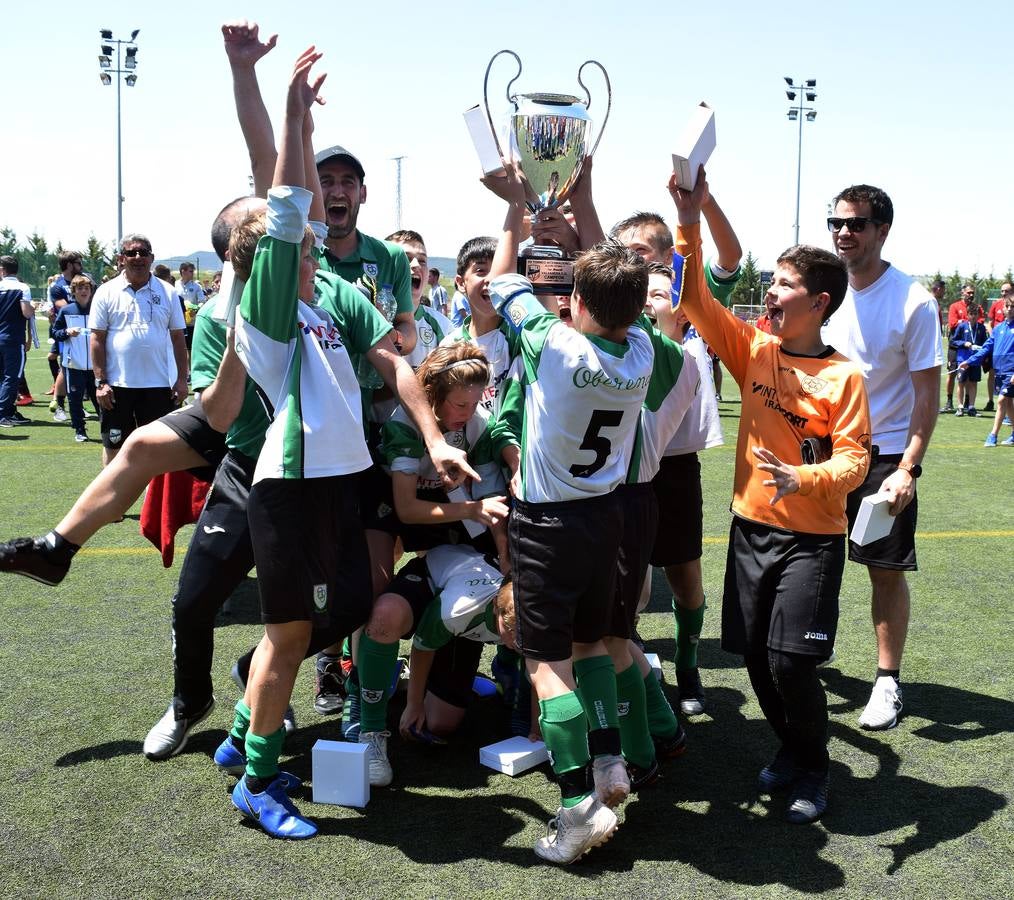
[744,648,829,773]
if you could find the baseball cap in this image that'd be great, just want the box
[314,145,366,180]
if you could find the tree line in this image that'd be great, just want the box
[0,227,114,289]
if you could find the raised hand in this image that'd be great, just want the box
[286,47,326,120]
[222,20,278,69]
[667,165,711,225]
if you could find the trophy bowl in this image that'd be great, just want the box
[484,50,611,218]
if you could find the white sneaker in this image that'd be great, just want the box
[591,753,630,808]
[142,698,215,760]
[360,730,393,787]
[53,407,68,422]
[858,676,903,729]
[534,794,618,865]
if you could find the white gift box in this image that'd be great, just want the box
[850,492,895,547]
[479,736,549,776]
[312,739,370,808]
[672,102,716,191]
[463,105,506,176]
[644,652,663,681]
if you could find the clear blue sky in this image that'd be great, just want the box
[5,0,1011,279]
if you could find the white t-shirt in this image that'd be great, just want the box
[663,329,723,456]
[822,264,943,455]
[90,274,185,387]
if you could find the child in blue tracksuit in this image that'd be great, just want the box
[950,307,988,415]
[50,276,97,440]
[961,295,1014,445]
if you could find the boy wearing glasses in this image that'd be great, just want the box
[821,184,942,732]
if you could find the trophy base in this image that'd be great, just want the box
[517,246,575,297]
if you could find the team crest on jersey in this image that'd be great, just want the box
[109,428,122,445]
[800,375,828,395]
[313,584,328,610]
[446,429,465,448]
[419,324,435,345]
[363,262,379,279]
[617,701,630,717]
[506,299,526,328]
[377,502,393,519]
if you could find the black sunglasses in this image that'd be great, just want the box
[121,248,151,258]
[827,216,882,233]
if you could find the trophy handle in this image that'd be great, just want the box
[483,49,523,162]
[577,60,612,158]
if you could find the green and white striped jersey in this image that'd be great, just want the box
[412,545,504,652]
[630,326,700,483]
[404,304,453,370]
[382,403,504,497]
[440,319,514,417]
[489,276,654,503]
[235,186,391,482]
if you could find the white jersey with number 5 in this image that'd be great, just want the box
[490,276,653,503]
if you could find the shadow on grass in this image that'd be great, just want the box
[55,739,143,766]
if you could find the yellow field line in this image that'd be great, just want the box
[75,529,1014,559]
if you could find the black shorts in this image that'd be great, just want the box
[610,482,659,640]
[427,637,484,709]
[510,491,623,662]
[721,516,844,659]
[995,372,1014,398]
[650,453,703,567]
[845,452,918,571]
[946,347,958,366]
[382,556,443,635]
[957,365,981,384]
[159,397,227,480]
[100,386,175,449]
[247,473,372,631]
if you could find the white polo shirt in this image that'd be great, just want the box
[91,273,185,387]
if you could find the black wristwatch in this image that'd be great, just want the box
[95,378,108,388]
[896,462,922,479]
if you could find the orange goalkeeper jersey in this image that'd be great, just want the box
[677,223,871,535]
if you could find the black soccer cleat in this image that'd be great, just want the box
[628,757,662,792]
[758,746,800,794]
[0,537,70,586]
[652,723,688,760]
[786,769,829,824]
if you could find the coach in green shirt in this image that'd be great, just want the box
[314,145,415,358]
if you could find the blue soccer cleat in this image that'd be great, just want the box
[232,774,317,839]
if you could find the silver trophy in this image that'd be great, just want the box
[483,50,611,294]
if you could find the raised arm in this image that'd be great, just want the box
[484,162,529,278]
[701,194,742,273]
[223,19,279,197]
[567,155,606,249]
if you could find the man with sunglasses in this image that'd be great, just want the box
[821,185,942,731]
[90,235,189,465]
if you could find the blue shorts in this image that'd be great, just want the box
[995,372,1014,398]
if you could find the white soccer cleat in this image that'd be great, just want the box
[534,794,618,865]
[360,730,393,787]
[592,753,631,808]
[858,676,903,730]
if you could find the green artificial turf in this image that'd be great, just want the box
[0,351,1011,898]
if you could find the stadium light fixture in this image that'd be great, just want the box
[97,28,141,247]
[783,76,819,245]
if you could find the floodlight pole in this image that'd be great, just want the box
[99,29,140,249]
[784,77,817,246]
[392,155,406,231]
[116,40,124,248]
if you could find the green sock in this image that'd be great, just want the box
[674,599,705,671]
[244,726,285,779]
[357,633,400,733]
[615,663,654,769]
[539,692,591,809]
[573,655,620,733]
[644,670,679,740]
[229,701,251,745]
